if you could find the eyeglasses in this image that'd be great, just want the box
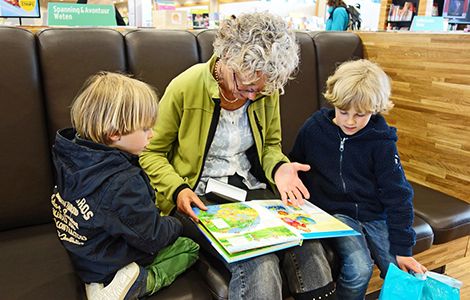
[232,72,271,95]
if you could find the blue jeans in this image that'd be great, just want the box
[332,214,398,300]
[226,239,333,299]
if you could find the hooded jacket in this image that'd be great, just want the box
[289,108,415,256]
[51,128,182,283]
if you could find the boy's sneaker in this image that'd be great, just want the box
[85,262,140,300]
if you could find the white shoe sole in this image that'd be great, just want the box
[92,262,140,300]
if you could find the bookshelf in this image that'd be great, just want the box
[387,0,419,29]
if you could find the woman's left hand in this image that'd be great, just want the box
[274,162,311,206]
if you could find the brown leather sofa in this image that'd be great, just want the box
[1,26,469,300]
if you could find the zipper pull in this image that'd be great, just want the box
[339,137,347,152]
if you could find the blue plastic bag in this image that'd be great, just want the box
[379,264,462,300]
[379,264,425,299]
[421,271,462,300]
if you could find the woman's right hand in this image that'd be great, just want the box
[177,188,207,222]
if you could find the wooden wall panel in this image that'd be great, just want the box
[356,32,470,204]
[378,0,393,30]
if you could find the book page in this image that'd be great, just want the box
[193,202,301,254]
[250,200,359,239]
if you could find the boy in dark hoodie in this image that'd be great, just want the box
[51,72,199,300]
[289,59,427,300]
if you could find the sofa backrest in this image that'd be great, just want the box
[123,29,200,99]
[279,31,320,155]
[0,27,54,231]
[0,27,363,233]
[192,29,216,63]
[36,27,127,145]
[309,31,364,108]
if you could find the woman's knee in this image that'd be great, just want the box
[230,253,280,279]
[228,254,282,299]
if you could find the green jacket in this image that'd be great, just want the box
[140,55,289,215]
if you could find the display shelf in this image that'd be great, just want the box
[447,19,470,24]
[387,0,419,28]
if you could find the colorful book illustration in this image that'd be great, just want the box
[256,200,360,239]
[192,199,359,263]
[194,202,301,254]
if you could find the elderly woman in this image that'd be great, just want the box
[140,12,336,300]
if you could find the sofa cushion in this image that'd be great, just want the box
[196,249,230,300]
[0,222,212,300]
[36,27,127,145]
[0,27,53,231]
[280,31,319,155]
[123,29,200,98]
[193,29,217,63]
[0,223,86,299]
[308,31,364,108]
[412,215,434,255]
[411,181,470,244]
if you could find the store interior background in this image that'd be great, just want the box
[1,0,382,30]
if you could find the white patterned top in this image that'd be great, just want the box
[194,101,267,195]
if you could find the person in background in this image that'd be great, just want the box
[51,72,199,300]
[325,0,349,31]
[290,59,427,300]
[140,11,337,300]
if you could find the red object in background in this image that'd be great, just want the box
[4,0,21,7]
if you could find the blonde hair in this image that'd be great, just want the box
[70,72,159,145]
[213,11,299,95]
[324,59,394,114]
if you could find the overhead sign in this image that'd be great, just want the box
[48,3,117,26]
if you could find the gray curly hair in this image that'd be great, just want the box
[213,11,299,95]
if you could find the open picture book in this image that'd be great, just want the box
[192,199,360,263]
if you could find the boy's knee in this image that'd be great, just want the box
[353,263,374,287]
[341,262,373,287]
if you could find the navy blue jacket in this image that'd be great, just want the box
[290,108,415,256]
[51,128,182,283]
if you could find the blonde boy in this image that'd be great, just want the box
[290,60,426,300]
[51,72,199,300]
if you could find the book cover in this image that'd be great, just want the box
[192,199,359,263]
